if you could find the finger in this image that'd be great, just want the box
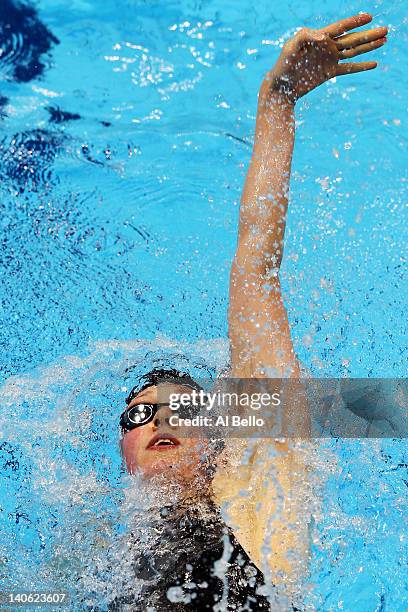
[336,61,377,76]
[335,26,388,50]
[321,13,372,38]
[338,38,386,59]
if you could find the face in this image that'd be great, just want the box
[120,383,210,484]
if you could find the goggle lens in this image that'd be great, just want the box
[120,403,158,431]
[120,401,203,432]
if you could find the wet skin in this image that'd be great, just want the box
[120,384,210,483]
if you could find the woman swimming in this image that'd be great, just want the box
[112,369,271,610]
[116,12,388,610]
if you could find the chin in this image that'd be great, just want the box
[140,453,202,484]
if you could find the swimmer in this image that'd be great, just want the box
[117,13,388,610]
[115,368,272,610]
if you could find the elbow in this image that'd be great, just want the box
[233,226,284,279]
[231,250,283,283]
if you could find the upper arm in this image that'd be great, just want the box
[213,437,311,597]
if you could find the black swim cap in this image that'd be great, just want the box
[125,367,203,405]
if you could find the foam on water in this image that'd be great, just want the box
[0,337,228,605]
[1,337,406,609]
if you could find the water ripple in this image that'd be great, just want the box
[0,0,59,83]
[0,129,64,191]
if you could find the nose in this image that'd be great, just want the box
[152,416,172,429]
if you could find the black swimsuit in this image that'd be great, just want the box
[108,501,271,611]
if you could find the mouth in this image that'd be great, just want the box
[146,433,181,451]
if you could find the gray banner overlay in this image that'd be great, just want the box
[156,378,408,438]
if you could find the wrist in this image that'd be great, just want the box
[258,73,297,113]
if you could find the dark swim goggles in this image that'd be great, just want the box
[119,400,204,432]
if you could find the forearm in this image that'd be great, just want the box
[235,91,295,275]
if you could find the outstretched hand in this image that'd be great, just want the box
[262,13,387,104]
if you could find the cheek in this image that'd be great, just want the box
[121,429,145,471]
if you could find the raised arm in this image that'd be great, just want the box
[218,14,388,595]
[229,13,387,378]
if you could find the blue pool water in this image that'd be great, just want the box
[0,0,407,609]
